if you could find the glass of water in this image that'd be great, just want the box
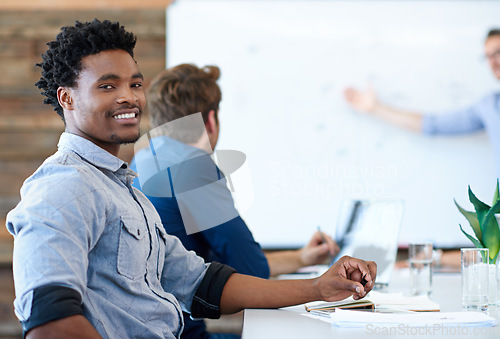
[409,242,433,296]
[461,248,489,311]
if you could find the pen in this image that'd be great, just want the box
[317,226,333,266]
[361,273,368,287]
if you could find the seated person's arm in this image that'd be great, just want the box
[7,170,105,338]
[265,230,339,276]
[20,285,100,339]
[27,315,101,339]
[219,256,377,314]
[439,249,461,268]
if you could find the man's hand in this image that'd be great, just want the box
[314,255,377,301]
[343,86,378,113]
[299,230,340,266]
[343,86,423,132]
[265,230,339,276]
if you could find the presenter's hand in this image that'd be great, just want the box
[343,86,377,113]
[299,231,339,266]
[315,256,377,301]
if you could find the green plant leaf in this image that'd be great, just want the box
[454,199,481,241]
[468,186,491,235]
[492,251,500,265]
[459,224,484,249]
[493,178,500,206]
[481,198,500,262]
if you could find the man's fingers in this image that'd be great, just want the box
[343,87,354,100]
[311,231,337,256]
[330,275,365,297]
[339,256,377,285]
[332,241,340,256]
[323,234,337,256]
[350,270,363,283]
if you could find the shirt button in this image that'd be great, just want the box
[137,229,141,236]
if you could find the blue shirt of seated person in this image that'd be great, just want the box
[131,135,269,339]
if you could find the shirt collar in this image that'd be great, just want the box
[57,132,138,182]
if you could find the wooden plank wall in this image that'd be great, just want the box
[0,9,166,336]
[0,10,165,242]
[1,0,172,10]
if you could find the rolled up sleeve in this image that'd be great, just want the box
[423,99,485,135]
[6,165,107,329]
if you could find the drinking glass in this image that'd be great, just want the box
[461,248,489,311]
[409,242,433,296]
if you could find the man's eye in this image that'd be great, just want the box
[132,83,143,88]
[100,84,114,89]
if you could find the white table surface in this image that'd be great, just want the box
[242,268,500,338]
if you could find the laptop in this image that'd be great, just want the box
[333,199,404,288]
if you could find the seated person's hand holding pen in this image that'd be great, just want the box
[265,228,340,276]
[299,227,339,266]
[312,256,377,301]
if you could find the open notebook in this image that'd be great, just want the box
[305,291,440,314]
[333,200,404,287]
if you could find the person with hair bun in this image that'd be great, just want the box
[132,64,341,338]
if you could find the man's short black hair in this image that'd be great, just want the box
[35,19,137,121]
[486,29,500,40]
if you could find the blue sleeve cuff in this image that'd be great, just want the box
[421,114,437,135]
[190,262,236,319]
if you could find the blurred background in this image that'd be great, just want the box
[0,1,171,336]
[1,0,499,337]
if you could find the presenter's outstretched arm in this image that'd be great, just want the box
[343,86,423,132]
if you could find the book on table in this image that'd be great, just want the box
[304,291,440,313]
[305,297,374,312]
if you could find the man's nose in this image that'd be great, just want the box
[117,86,138,104]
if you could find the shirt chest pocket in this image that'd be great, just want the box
[117,215,149,280]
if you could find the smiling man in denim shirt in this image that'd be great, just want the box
[6,19,376,339]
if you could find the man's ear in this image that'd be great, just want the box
[57,86,74,111]
[205,110,217,134]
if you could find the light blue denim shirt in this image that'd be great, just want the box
[6,132,208,338]
[423,92,500,176]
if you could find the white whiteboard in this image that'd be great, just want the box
[166,0,500,248]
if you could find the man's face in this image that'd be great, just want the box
[485,35,500,80]
[63,49,145,155]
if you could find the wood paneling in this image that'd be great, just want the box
[0,261,20,338]
[0,11,167,40]
[0,9,165,242]
[0,0,173,10]
[0,10,166,336]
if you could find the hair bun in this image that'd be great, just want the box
[203,65,220,81]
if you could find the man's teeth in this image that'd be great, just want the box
[113,113,136,119]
